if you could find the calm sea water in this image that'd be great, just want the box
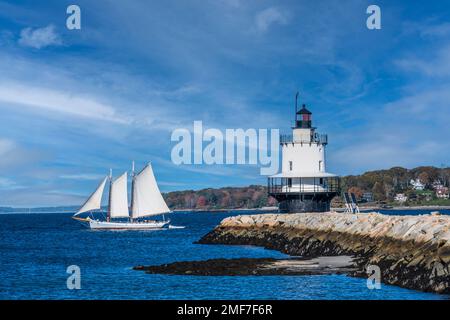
[0,209,449,300]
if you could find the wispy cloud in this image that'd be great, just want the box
[328,85,450,175]
[0,138,42,173]
[420,22,450,38]
[0,83,130,124]
[331,140,443,174]
[254,7,288,33]
[18,24,62,49]
[0,138,15,155]
[0,1,449,205]
[402,20,450,39]
[60,174,106,181]
[158,181,188,187]
[0,177,23,190]
[395,45,450,77]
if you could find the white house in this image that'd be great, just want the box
[436,186,449,199]
[410,179,425,190]
[394,193,408,203]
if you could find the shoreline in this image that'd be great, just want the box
[353,205,450,211]
[1,205,449,215]
[173,205,450,213]
[172,207,279,213]
[198,211,450,294]
[134,256,357,276]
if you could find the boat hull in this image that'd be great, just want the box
[88,219,170,230]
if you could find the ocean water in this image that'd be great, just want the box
[0,209,449,300]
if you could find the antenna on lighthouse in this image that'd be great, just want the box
[295,91,299,124]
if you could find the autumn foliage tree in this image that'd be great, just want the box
[162,166,450,210]
[347,187,363,199]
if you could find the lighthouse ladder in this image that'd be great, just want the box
[343,193,359,213]
[350,193,360,213]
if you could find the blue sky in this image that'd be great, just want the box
[0,0,449,206]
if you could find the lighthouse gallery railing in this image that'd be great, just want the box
[267,176,340,194]
[280,133,328,145]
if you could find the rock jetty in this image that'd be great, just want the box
[134,256,356,276]
[198,212,450,294]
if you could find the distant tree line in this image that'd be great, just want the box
[341,166,450,203]
[164,185,277,210]
[163,166,450,209]
[2,166,449,213]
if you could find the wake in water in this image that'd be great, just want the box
[169,225,185,229]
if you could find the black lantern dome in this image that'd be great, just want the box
[295,104,312,128]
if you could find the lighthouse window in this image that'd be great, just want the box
[289,161,293,171]
[287,178,292,188]
[319,178,324,185]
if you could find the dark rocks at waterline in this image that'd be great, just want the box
[133,256,357,276]
[197,212,450,294]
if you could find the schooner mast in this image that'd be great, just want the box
[107,169,112,222]
[130,161,135,222]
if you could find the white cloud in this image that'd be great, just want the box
[330,140,443,174]
[0,83,130,124]
[420,22,450,38]
[18,24,62,49]
[384,86,450,117]
[218,0,242,8]
[0,187,85,207]
[0,138,24,170]
[0,138,44,174]
[60,174,105,181]
[0,177,13,187]
[403,21,450,39]
[158,181,188,187]
[395,45,450,77]
[254,7,288,33]
[0,177,23,190]
[327,84,450,175]
[0,138,15,156]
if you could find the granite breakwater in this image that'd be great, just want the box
[198,212,450,294]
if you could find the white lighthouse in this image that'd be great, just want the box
[268,94,340,212]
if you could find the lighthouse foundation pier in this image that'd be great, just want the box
[276,194,335,213]
[198,212,450,294]
[268,176,340,213]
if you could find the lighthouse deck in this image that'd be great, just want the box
[280,133,328,145]
[268,176,340,195]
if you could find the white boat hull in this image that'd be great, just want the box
[88,219,170,230]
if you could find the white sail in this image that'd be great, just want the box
[75,177,107,215]
[109,172,129,218]
[131,163,170,218]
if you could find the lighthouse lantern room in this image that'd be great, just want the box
[268,94,340,213]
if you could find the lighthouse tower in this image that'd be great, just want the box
[268,94,340,213]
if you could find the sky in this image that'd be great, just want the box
[0,0,449,207]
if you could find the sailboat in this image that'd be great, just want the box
[72,162,171,230]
